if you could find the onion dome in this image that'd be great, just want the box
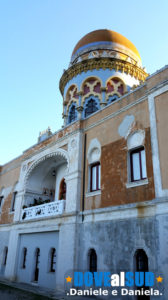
[71,29,142,67]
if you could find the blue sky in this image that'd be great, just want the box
[0,0,168,165]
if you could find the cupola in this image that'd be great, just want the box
[59,29,148,126]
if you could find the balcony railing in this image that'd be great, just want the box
[21,200,65,221]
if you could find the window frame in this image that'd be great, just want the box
[68,104,77,124]
[90,162,100,192]
[11,191,17,212]
[130,147,147,182]
[84,98,99,118]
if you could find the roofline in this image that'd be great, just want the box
[146,65,168,80]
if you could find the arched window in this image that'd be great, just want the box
[65,85,78,104]
[106,77,125,101]
[82,77,101,97]
[89,249,97,273]
[50,248,56,272]
[69,104,77,123]
[135,249,150,299]
[59,178,66,200]
[85,99,99,118]
[3,247,8,266]
[135,249,148,272]
[22,247,27,269]
[34,248,40,282]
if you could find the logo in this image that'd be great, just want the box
[65,271,163,297]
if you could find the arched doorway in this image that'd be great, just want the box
[135,249,150,299]
[88,249,97,273]
[59,178,66,200]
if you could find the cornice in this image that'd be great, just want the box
[59,57,148,95]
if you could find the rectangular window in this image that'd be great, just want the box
[3,247,8,266]
[0,196,4,212]
[22,247,27,269]
[50,248,56,272]
[90,163,100,192]
[11,192,17,212]
[130,147,147,182]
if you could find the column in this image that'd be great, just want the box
[100,87,107,108]
[4,230,19,280]
[13,191,24,222]
[76,91,84,120]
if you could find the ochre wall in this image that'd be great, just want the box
[155,91,168,190]
[0,193,14,224]
[0,157,22,224]
[101,128,154,208]
[84,127,155,210]
[83,96,153,210]
[146,67,168,91]
[84,100,149,147]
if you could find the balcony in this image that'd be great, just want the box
[21,200,65,221]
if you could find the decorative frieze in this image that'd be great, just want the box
[60,58,148,95]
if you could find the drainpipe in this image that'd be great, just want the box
[82,133,87,222]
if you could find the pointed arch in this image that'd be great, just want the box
[67,101,78,124]
[65,84,79,105]
[83,96,100,118]
[81,76,102,105]
[106,76,126,101]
